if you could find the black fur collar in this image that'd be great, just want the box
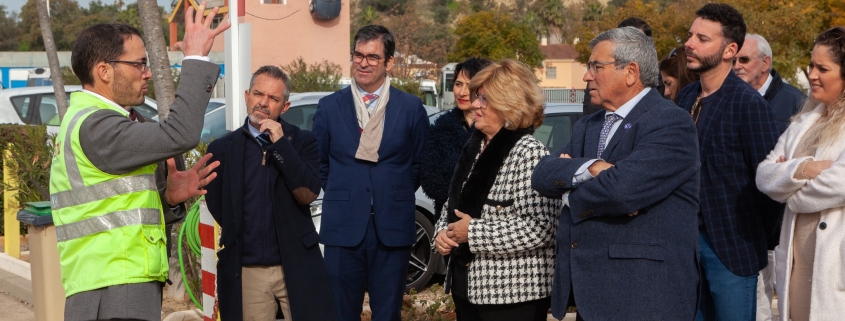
[447,126,533,263]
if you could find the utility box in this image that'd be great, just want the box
[17,201,65,321]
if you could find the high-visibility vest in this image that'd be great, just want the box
[49,92,166,297]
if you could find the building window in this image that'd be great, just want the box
[546,67,557,79]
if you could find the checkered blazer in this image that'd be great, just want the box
[435,135,562,304]
[676,71,783,276]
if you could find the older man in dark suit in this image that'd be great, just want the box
[677,4,782,320]
[532,27,700,320]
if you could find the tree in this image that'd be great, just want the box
[449,11,545,69]
[138,0,176,118]
[18,0,83,51]
[280,57,343,92]
[572,0,829,87]
[380,6,454,80]
[531,0,565,44]
[0,5,22,51]
[726,0,828,84]
[35,0,69,120]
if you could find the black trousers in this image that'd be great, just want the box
[453,295,551,321]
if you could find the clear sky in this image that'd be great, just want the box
[4,0,174,14]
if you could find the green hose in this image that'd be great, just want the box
[179,196,205,309]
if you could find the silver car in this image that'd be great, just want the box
[0,85,158,134]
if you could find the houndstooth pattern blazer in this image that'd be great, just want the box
[435,134,562,305]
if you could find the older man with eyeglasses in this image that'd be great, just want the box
[532,26,701,320]
[312,24,428,321]
[733,33,806,321]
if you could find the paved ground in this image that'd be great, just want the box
[0,291,34,321]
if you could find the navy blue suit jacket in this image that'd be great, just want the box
[206,119,336,321]
[677,71,782,276]
[532,89,700,320]
[312,86,428,247]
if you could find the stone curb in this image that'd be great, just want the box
[0,253,31,281]
[0,267,33,304]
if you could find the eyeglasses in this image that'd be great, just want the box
[351,52,383,66]
[586,60,622,75]
[733,56,751,64]
[472,93,488,109]
[106,60,149,73]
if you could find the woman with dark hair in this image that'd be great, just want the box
[432,59,561,321]
[659,46,699,102]
[756,26,845,321]
[420,57,492,217]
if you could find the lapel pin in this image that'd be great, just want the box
[624,123,632,130]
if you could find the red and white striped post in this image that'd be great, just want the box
[198,200,220,321]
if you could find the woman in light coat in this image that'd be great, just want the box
[756,26,845,321]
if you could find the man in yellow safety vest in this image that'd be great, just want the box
[48,3,229,320]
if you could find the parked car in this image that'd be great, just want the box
[0,85,159,134]
[198,93,583,291]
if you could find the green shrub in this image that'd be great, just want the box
[0,124,54,235]
[281,57,343,93]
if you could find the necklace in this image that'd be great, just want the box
[690,96,703,124]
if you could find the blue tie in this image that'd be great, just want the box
[256,133,272,148]
[597,113,622,158]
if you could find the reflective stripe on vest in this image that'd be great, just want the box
[55,208,160,242]
[50,175,157,209]
[50,106,159,241]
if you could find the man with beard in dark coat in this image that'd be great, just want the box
[733,33,806,321]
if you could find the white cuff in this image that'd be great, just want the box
[183,56,210,62]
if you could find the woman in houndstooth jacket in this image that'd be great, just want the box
[433,59,562,321]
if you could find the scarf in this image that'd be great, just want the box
[351,77,391,162]
[446,126,533,266]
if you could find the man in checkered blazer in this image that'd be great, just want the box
[677,4,783,320]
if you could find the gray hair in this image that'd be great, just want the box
[746,33,773,72]
[589,27,660,88]
[249,65,292,102]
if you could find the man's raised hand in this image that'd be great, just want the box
[181,1,231,57]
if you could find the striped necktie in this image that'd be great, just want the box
[362,93,379,114]
[597,113,622,158]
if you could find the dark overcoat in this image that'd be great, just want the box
[205,118,336,321]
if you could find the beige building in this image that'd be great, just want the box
[169,0,350,77]
[536,42,587,90]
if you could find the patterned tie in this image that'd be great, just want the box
[256,133,272,148]
[597,113,622,158]
[362,93,379,114]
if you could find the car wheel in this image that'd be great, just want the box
[406,210,438,292]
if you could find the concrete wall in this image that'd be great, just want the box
[210,0,351,77]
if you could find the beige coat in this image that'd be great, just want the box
[756,103,845,321]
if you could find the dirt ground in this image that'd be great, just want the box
[0,291,34,321]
